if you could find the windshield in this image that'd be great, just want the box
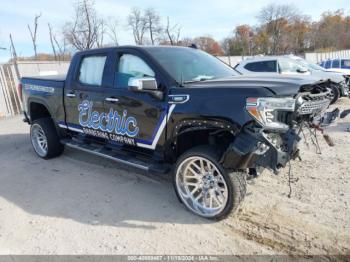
[295,58,324,71]
[309,63,325,71]
[146,47,238,84]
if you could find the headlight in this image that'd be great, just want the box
[246,97,296,130]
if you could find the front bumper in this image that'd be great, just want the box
[221,107,339,172]
[221,128,300,172]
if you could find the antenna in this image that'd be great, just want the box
[180,71,184,86]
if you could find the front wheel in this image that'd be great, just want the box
[173,146,247,220]
[329,84,340,104]
[30,118,64,159]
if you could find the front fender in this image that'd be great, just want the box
[169,117,241,143]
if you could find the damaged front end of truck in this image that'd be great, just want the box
[221,81,337,173]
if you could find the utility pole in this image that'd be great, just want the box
[9,34,20,80]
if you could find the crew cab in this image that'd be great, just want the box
[235,56,349,103]
[20,46,333,220]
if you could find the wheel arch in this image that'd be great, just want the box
[27,98,53,123]
[165,118,241,162]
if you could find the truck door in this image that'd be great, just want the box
[104,50,170,150]
[64,52,111,138]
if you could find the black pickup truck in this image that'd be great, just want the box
[20,46,333,219]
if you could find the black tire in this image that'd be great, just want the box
[173,145,247,220]
[329,84,340,104]
[30,117,64,159]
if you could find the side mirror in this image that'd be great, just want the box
[297,68,308,74]
[128,77,158,91]
[128,77,163,100]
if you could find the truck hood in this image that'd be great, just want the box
[185,75,326,96]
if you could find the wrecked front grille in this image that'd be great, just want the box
[297,91,331,115]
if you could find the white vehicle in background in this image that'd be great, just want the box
[319,58,350,84]
[320,58,350,74]
[235,56,349,104]
[234,56,310,76]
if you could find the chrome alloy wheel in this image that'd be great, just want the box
[176,156,228,217]
[31,124,48,157]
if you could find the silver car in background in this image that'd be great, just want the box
[235,55,349,104]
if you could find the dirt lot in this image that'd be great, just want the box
[0,99,349,255]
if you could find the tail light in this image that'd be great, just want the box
[18,83,23,101]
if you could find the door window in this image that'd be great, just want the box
[341,59,350,69]
[78,55,107,86]
[325,60,331,69]
[244,61,277,72]
[115,54,155,88]
[332,59,340,68]
[278,58,307,73]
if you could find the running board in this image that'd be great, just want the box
[61,139,170,174]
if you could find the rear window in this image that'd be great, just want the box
[79,55,107,86]
[332,59,340,68]
[244,61,277,72]
[341,59,350,69]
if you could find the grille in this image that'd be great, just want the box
[297,92,331,115]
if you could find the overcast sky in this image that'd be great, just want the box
[0,0,349,62]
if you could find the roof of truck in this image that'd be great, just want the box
[75,45,198,55]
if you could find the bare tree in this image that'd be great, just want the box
[257,4,298,54]
[127,7,147,45]
[106,18,119,46]
[63,0,102,50]
[193,36,215,52]
[28,13,42,59]
[144,8,162,45]
[96,18,106,47]
[53,34,68,61]
[165,17,181,45]
[48,23,57,60]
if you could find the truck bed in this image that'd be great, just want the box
[21,74,66,126]
[22,74,66,82]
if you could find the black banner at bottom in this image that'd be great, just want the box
[0,255,347,262]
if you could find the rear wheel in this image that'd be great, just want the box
[30,118,64,159]
[173,146,246,220]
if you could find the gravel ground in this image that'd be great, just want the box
[0,99,349,255]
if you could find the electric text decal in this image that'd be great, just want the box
[78,100,139,145]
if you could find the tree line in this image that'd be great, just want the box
[6,0,350,62]
[223,4,350,56]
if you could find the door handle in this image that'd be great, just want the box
[105,97,119,102]
[66,92,76,98]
